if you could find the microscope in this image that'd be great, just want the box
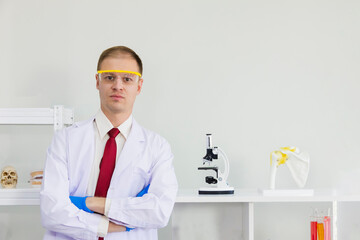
[198,134,234,194]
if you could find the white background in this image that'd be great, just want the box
[1,0,360,239]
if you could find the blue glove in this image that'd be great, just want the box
[69,196,94,213]
[136,184,150,197]
[126,227,134,232]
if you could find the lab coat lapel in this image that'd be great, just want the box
[68,118,95,195]
[112,119,145,178]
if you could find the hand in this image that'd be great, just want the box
[85,197,105,214]
[106,222,134,232]
[69,196,93,213]
[108,222,126,232]
[136,184,150,197]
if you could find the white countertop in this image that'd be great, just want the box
[1,188,360,205]
[177,188,360,203]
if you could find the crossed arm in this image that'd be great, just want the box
[70,185,150,233]
[69,196,127,233]
[86,197,127,233]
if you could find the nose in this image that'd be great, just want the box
[111,77,125,90]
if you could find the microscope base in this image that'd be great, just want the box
[198,187,234,195]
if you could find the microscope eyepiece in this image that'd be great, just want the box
[203,133,218,161]
[206,134,212,149]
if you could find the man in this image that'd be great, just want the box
[40,46,178,240]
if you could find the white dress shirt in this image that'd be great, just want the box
[87,110,132,237]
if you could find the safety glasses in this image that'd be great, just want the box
[97,70,142,86]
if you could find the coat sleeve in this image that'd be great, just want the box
[107,138,178,229]
[40,128,102,240]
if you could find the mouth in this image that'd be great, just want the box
[110,95,124,100]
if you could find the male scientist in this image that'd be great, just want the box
[40,46,178,240]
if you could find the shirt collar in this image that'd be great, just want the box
[95,110,133,140]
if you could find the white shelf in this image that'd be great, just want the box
[0,105,73,206]
[0,106,74,131]
[0,188,40,205]
[176,188,360,203]
[174,188,360,240]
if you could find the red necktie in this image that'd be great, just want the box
[95,128,120,197]
[95,128,120,240]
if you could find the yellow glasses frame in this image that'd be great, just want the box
[97,70,142,77]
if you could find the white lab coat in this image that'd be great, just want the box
[40,117,178,240]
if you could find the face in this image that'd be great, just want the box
[96,55,143,117]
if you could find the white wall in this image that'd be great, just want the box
[1,0,360,239]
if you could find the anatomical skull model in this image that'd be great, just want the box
[1,166,18,189]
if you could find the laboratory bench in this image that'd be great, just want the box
[1,187,360,240]
[174,188,360,240]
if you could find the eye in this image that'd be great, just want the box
[104,75,115,81]
[123,73,136,83]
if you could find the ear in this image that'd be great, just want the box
[137,78,144,95]
[96,74,100,90]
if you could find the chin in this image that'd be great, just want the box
[110,106,128,114]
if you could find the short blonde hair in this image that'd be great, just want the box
[97,46,143,75]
